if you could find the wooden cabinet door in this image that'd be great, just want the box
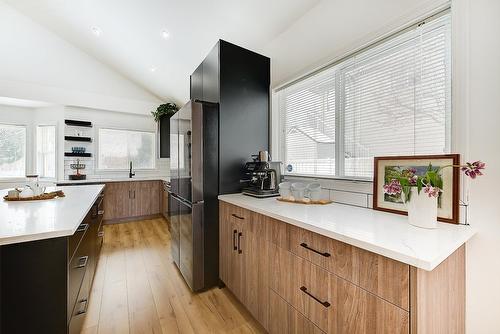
[242,211,269,329]
[330,274,409,334]
[130,181,161,217]
[103,182,131,220]
[219,202,232,286]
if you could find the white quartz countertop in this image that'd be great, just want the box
[0,185,104,246]
[56,176,170,184]
[218,193,476,271]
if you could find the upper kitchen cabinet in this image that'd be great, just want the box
[190,40,270,194]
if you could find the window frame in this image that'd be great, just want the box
[0,122,28,180]
[36,123,57,180]
[275,8,452,181]
[96,126,157,172]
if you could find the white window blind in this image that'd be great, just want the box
[278,11,451,179]
[36,125,56,178]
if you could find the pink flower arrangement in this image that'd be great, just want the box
[461,161,486,179]
[383,160,485,203]
[383,179,402,195]
[423,184,441,198]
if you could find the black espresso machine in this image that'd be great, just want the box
[241,151,282,198]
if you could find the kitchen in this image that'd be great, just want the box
[0,0,499,333]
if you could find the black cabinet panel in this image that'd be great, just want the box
[219,40,270,194]
[190,63,204,101]
[159,115,171,158]
[202,44,220,103]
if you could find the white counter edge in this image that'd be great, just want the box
[218,195,476,271]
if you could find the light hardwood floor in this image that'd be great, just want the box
[81,218,266,334]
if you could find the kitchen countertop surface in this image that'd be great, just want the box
[218,193,476,271]
[0,185,104,246]
[56,176,170,185]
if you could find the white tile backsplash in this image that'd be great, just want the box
[284,175,373,208]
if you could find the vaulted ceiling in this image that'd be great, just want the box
[4,0,320,105]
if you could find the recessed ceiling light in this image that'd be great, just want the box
[150,66,157,73]
[91,26,102,37]
[161,30,170,39]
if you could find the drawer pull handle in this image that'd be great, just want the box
[98,210,105,215]
[98,231,104,237]
[233,230,238,251]
[76,298,88,315]
[231,213,244,220]
[300,243,331,257]
[76,223,89,233]
[300,286,331,308]
[75,255,89,269]
[237,232,243,254]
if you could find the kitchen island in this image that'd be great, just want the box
[218,193,476,333]
[0,185,105,334]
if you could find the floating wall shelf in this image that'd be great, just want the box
[64,152,92,157]
[64,119,92,127]
[65,136,92,142]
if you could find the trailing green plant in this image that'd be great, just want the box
[151,103,179,122]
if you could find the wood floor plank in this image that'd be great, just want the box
[83,219,264,334]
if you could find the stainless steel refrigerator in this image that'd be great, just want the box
[168,100,219,291]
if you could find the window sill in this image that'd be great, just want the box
[284,174,373,183]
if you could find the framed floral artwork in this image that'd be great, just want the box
[373,154,460,224]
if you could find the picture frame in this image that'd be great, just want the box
[373,154,460,224]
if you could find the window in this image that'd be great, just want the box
[277,11,451,179]
[0,124,26,178]
[98,128,155,170]
[36,125,56,178]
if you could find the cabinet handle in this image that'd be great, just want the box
[128,190,131,199]
[76,298,88,315]
[237,232,243,254]
[76,223,89,233]
[75,255,89,269]
[98,210,105,215]
[231,213,244,220]
[98,231,104,237]
[300,286,331,308]
[233,230,238,251]
[133,190,136,199]
[300,242,331,258]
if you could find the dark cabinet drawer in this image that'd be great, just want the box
[68,220,89,263]
[68,229,91,321]
[68,269,91,334]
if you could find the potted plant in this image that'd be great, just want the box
[383,161,485,228]
[152,103,179,158]
[151,103,178,122]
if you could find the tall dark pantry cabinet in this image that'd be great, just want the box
[169,40,270,291]
[191,40,270,194]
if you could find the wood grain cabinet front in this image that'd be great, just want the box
[103,181,162,221]
[330,274,409,334]
[269,289,325,334]
[218,200,465,334]
[218,202,269,329]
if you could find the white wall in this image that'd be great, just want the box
[464,0,500,332]
[0,105,169,188]
[262,0,449,88]
[0,1,162,115]
[265,0,500,331]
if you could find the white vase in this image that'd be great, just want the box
[405,187,438,229]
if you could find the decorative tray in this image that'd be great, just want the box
[3,190,65,202]
[277,197,332,205]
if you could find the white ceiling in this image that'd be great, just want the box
[4,0,320,105]
[0,96,54,108]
